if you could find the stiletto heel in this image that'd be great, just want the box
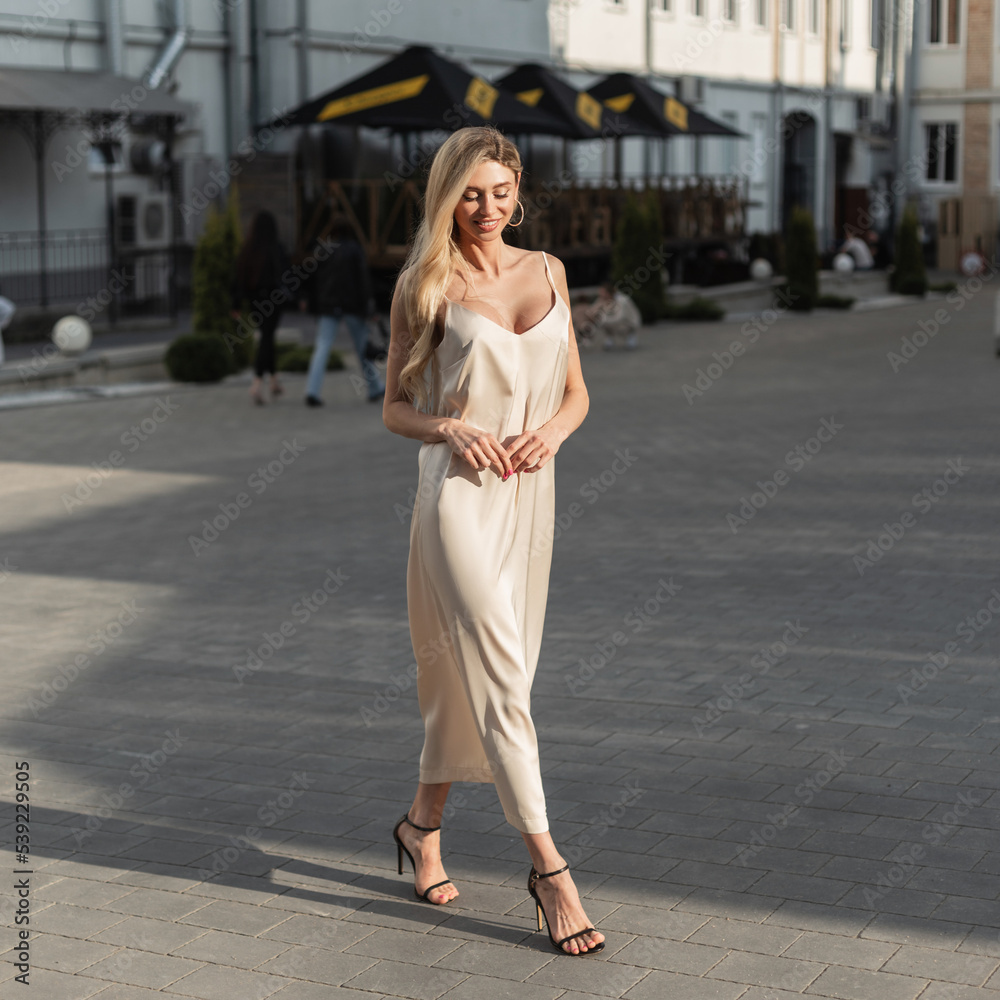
[527,864,605,956]
[391,813,455,905]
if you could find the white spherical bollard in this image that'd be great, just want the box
[52,315,93,355]
[961,252,985,277]
[833,253,855,276]
[750,258,773,282]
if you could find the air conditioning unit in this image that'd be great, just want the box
[678,75,705,106]
[116,193,171,250]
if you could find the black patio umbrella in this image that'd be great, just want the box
[587,73,743,138]
[493,63,631,140]
[279,45,572,136]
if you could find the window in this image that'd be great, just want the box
[925,123,958,182]
[782,0,796,31]
[690,0,704,15]
[658,0,671,9]
[723,0,737,21]
[721,112,739,174]
[808,0,820,34]
[751,113,768,184]
[756,0,767,27]
[928,0,960,44]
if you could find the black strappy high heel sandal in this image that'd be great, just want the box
[527,864,605,956]
[392,814,455,905]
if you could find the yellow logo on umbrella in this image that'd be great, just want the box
[576,92,602,129]
[516,88,544,107]
[318,74,430,121]
[465,77,499,118]
[664,96,689,131]
[603,93,635,113]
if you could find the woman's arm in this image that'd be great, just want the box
[506,253,589,473]
[382,273,514,477]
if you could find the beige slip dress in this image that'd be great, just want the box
[406,251,570,834]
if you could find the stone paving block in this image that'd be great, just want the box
[343,959,468,999]
[33,875,136,908]
[163,965,293,999]
[91,914,209,952]
[804,965,928,1000]
[782,930,899,970]
[31,902,127,939]
[172,929,292,969]
[175,899,291,936]
[688,916,802,955]
[436,977,561,1000]
[3,966,110,999]
[957,927,1000,958]
[707,952,826,991]
[916,985,1000,1000]
[78,948,207,989]
[612,937,729,975]
[430,939,555,981]
[255,944,381,985]
[526,955,648,996]
[880,945,999,986]
[29,932,121,974]
[622,970,747,1000]
[599,904,709,941]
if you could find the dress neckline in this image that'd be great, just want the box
[445,296,560,337]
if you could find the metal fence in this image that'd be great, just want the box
[0,229,187,323]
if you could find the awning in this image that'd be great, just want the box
[0,67,195,118]
[279,45,574,137]
[588,73,743,138]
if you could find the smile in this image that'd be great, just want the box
[475,219,501,231]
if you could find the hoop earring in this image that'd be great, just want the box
[508,199,525,228]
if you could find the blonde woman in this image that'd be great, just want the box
[383,127,604,957]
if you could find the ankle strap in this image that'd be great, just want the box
[531,864,569,880]
[404,813,441,833]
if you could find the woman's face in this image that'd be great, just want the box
[453,160,519,244]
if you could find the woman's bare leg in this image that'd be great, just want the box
[522,830,605,955]
[396,781,459,904]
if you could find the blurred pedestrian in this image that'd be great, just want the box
[231,210,291,405]
[304,216,385,407]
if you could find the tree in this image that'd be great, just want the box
[785,206,818,312]
[611,190,666,323]
[891,204,927,296]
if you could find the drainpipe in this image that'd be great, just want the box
[145,0,189,89]
[105,0,123,75]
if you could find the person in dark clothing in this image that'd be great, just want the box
[304,216,386,407]
[231,210,291,405]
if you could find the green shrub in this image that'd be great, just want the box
[164,334,232,383]
[785,207,819,311]
[192,189,249,371]
[929,280,957,293]
[891,204,927,296]
[664,297,725,321]
[612,190,667,323]
[816,294,855,310]
[276,345,344,373]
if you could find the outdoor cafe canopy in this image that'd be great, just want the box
[588,72,743,138]
[280,45,571,136]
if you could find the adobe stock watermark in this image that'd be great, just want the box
[563,779,645,865]
[0,557,17,583]
[681,287,799,403]
[887,256,1000,372]
[725,417,844,532]
[61,397,180,511]
[360,610,478,726]
[736,749,850,864]
[692,619,809,736]
[529,447,639,556]
[565,578,682,696]
[853,458,968,575]
[70,730,187,846]
[863,788,984,906]
[232,568,350,685]
[197,771,315,880]
[895,587,1000,708]
[188,439,305,555]
[24,599,146,717]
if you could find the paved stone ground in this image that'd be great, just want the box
[1,285,999,1000]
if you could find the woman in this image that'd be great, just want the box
[382,127,604,957]
[231,210,290,405]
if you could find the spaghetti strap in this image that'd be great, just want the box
[540,251,556,292]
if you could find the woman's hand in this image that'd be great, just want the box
[443,418,513,478]
[504,424,564,474]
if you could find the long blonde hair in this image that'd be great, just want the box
[398,126,522,409]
